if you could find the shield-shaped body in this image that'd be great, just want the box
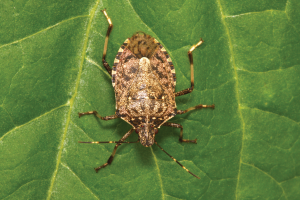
[112,33,177,146]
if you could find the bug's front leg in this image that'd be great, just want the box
[162,122,197,143]
[78,110,118,121]
[101,9,113,76]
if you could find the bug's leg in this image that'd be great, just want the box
[78,111,118,121]
[101,9,113,76]
[175,39,203,97]
[154,141,200,179]
[79,140,139,144]
[94,128,135,172]
[163,122,197,143]
[177,104,215,115]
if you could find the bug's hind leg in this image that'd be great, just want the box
[163,122,197,143]
[94,128,135,172]
[101,9,113,76]
[78,110,118,121]
[175,39,203,97]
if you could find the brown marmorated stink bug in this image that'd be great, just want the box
[78,9,215,179]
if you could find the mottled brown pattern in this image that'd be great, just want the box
[113,35,177,128]
[114,48,139,104]
[127,32,159,59]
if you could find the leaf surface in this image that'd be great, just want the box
[0,0,299,199]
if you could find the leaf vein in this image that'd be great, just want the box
[240,106,300,126]
[242,162,288,199]
[60,163,99,200]
[85,56,111,78]
[215,1,246,199]
[225,9,285,18]
[0,15,89,50]
[0,103,68,141]
[237,64,300,74]
[150,146,165,199]
[46,1,101,199]
[3,179,47,200]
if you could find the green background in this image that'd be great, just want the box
[1,0,299,199]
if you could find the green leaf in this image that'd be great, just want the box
[1,0,299,199]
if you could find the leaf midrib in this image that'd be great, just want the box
[215,0,245,199]
[46,1,101,199]
[216,1,290,199]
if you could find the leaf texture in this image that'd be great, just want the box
[0,0,299,199]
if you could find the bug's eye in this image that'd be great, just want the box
[141,125,144,128]
[151,125,154,128]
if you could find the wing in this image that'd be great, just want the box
[112,39,139,111]
[150,39,176,108]
[148,39,177,127]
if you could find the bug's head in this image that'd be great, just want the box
[135,123,158,147]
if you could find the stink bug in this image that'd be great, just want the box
[78,9,215,179]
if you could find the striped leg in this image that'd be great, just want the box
[94,128,135,172]
[78,110,118,121]
[101,9,113,76]
[175,39,203,97]
[155,141,200,179]
[79,128,136,172]
[177,104,215,115]
[164,104,214,143]
[163,122,197,143]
